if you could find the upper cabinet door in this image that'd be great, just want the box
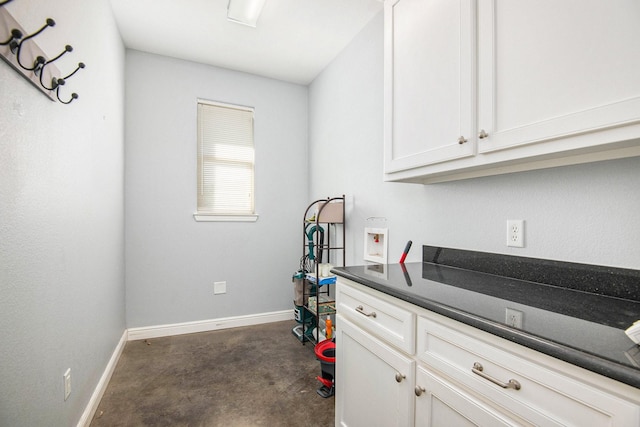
[384,0,476,174]
[477,0,640,155]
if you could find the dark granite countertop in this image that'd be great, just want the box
[332,247,640,389]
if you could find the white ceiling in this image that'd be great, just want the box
[108,0,383,85]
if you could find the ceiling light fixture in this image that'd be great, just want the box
[227,0,267,28]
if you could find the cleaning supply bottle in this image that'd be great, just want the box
[325,318,332,339]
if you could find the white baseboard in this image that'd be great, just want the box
[127,309,293,341]
[77,329,128,427]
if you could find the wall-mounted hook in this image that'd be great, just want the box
[1,5,84,104]
[58,91,78,104]
[15,18,54,65]
[61,62,85,80]
[37,45,72,74]
[22,54,45,72]
[44,61,84,93]
[0,28,21,46]
[55,78,78,104]
[38,45,72,89]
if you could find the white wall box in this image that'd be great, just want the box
[384,0,640,184]
[335,278,640,427]
[364,227,388,264]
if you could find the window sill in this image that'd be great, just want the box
[193,213,259,222]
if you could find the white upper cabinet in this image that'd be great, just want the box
[384,0,640,184]
[477,0,640,154]
[384,0,476,173]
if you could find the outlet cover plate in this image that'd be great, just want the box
[505,308,523,329]
[507,220,524,247]
[214,281,226,294]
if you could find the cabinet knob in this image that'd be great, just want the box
[457,136,468,144]
[414,386,426,396]
[478,129,489,139]
[395,372,406,383]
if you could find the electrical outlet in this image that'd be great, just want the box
[505,308,523,328]
[214,281,226,294]
[63,368,71,401]
[507,219,524,247]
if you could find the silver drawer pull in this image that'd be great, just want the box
[395,372,405,383]
[458,135,468,144]
[355,305,377,318]
[478,129,489,139]
[472,362,521,390]
[414,386,426,396]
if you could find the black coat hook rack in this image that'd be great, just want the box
[0,2,85,104]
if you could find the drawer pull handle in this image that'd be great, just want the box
[414,386,426,396]
[458,135,468,144]
[395,372,405,383]
[478,129,489,139]
[355,305,377,318]
[472,362,521,390]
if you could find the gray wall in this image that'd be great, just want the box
[309,12,640,270]
[124,51,308,328]
[0,0,125,426]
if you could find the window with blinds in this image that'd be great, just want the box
[196,99,256,221]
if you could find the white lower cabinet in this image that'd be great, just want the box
[416,316,640,426]
[336,315,414,427]
[336,278,640,427]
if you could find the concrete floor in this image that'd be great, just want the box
[90,320,334,427]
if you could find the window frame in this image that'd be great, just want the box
[194,98,258,222]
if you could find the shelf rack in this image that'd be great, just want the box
[293,195,345,345]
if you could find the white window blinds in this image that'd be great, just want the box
[197,100,255,217]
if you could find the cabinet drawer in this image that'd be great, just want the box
[337,280,415,354]
[415,365,520,427]
[417,315,640,427]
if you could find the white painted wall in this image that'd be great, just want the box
[124,51,308,328]
[0,0,125,426]
[309,12,640,270]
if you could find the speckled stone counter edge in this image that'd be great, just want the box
[423,246,640,301]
